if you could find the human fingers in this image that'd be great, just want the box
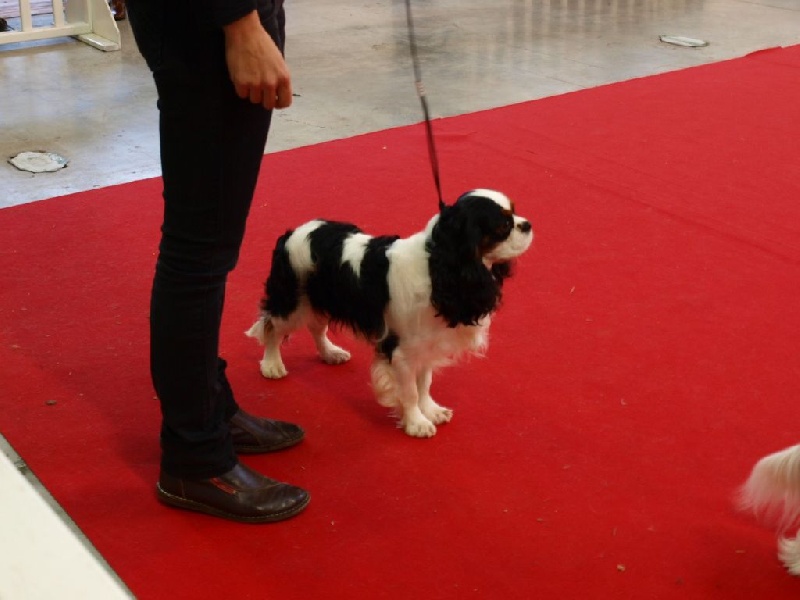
[274,79,293,109]
[260,84,277,110]
[234,83,250,100]
[249,86,264,106]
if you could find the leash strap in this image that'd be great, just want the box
[405,0,446,211]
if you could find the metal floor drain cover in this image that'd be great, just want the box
[9,151,69,173]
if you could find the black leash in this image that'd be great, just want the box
[405,0,446,212]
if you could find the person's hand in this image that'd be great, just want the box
[223,11,292,110]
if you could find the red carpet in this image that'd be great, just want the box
[2,46,800,598]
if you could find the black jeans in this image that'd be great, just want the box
[128,1,284,478]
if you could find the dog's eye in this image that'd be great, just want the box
[496,220,513,237]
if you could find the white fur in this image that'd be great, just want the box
[341,233,371,277]
[486,214,535,262]
[740,444,800,575]
[286,220,324,273]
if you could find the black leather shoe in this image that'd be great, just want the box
[229,409,305,454]
[156,463,310,523]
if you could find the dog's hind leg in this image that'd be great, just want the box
[417,368,453,426]
[247,315,290,379]
[308,315,351,365]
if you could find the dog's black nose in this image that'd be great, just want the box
[518,220,532,233]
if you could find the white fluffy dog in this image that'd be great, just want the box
[740,444,800,575]
[246,189,533,437]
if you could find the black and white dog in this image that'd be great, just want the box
[246,189,533,437]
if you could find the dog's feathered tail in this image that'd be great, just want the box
[739,443,800,575]
[371,359,399,410]
[245,316,269,345]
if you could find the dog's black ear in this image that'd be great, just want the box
[490,261,512,286]
[427,203,502,327]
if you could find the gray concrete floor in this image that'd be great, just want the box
[2,0,800,208]
[0,0,798,590]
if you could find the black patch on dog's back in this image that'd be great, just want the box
[356,235,398,338]
[263,230,300,317]
[304,222,398,340]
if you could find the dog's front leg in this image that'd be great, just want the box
[393,356,436,438]
[417,368,453,426]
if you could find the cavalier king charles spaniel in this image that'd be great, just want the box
[740,444,800,575]
[246,189,532,437]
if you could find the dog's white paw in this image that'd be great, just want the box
[779,534,800,576]
[259,359,288,379]
[419,396,453,425]
[320,345,351,365]
[402,415,437,438]
[426,404,453,425]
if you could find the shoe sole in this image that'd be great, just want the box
[156,483,310,523]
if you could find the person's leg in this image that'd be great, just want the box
[129,0,303,462]
[128,1,307,522]
[148,33,273,477]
